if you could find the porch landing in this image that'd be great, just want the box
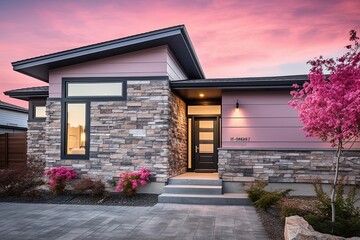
[159,173,250,205]
[171,172,219,180]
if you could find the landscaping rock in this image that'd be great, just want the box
[284,216,360,240]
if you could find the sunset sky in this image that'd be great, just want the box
[0,0,359,108]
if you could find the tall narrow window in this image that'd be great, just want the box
[66,103,87,155]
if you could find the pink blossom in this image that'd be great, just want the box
[289,32,360,148]
[115,168,152,197]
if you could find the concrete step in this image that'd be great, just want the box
[163,185,223,195]
[158,193,251,205]
[168,178,222,186]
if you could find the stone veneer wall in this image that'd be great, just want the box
[27,121,46,163]
[45,100,62,166]
[168,92,187,177]
[43,80,187,183]
[218,149,360,184]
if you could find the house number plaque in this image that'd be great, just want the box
[230,137,250,141]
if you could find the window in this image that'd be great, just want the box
[29,100,46,122]
[67,82,123,97]
[65,103,87,155]
[34,106,46,118]
[61,78,127,159]
[187,105,221,115]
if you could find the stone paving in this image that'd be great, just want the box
[0,203,268,240]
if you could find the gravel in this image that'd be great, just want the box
[0,191,159,206]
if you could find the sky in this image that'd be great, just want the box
[0,0,359,108]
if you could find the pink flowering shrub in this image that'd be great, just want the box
[116,168,151,197]
[44,166,77,195]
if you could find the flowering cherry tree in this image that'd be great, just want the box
[289,30,360,223]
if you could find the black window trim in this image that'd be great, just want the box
[61,100,91,160]
[29,100,46,122]
[63,77,127,101]
[61,77,128,160]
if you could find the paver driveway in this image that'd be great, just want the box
[0,203,268,240]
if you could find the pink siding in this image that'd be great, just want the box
[167,48,187,80]
[221,91,360,149]
[49,46,168,98]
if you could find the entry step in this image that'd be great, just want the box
[163,185,222,195]
[158,193,251,205]
[168,178,222,186]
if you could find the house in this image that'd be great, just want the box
[4,25,360,198]
[0,100,27,133]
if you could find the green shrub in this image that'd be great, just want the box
[247,181,292,210]
[72,179,106,197]
[281,179,360,237]
[254,192,282,210]
[307,179,360,237]
[246,181,268,202]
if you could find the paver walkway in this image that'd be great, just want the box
[0,203,268,240]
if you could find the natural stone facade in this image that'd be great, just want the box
[168,92,187,177]
[27,121,46,163]
[39,79,187,183]
[218,149,360,184]
[44,100,62,165]
[87,80,170,182]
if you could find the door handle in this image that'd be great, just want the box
[195,146,199,153]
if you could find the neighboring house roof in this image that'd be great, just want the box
[0,100,28,113]
[4,86,49,101]
[12,25,205,81]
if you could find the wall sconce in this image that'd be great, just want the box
[235,99,239,113]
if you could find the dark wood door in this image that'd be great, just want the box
[194,117,218,172]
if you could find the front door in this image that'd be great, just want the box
[194,117,219,172]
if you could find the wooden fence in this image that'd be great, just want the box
[0,133,27,169]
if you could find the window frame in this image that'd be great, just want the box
[29,100,46,122]
[61,77,127,160]
[63,77,127,101]
[61,100,90,160]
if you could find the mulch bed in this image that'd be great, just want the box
[256,206,284,240]
[255,196,320,240]
[0,190,159,206]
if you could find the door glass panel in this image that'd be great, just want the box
[199,144,214,153]
[200,132,213,140]
[188,118,192,169]
[199,121,213,129]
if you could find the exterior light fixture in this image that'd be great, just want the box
[199,93,205,98]
[235,99,239,113]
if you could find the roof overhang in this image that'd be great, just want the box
[12,25,205,82]
[170,75,308,103]
[4,86,49,101]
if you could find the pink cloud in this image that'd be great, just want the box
[0,0,359,107]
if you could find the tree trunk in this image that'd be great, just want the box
[331,143,342,223]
